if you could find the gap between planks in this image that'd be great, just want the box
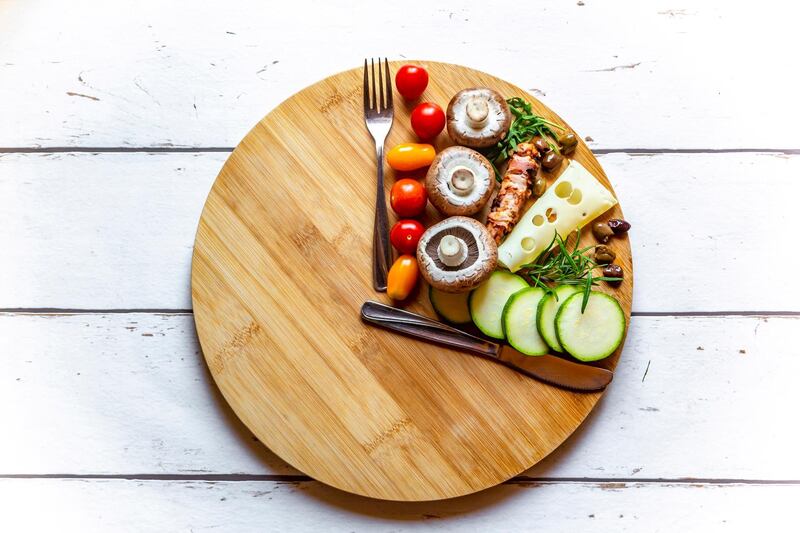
[2,147,800,155]
[0,474,798,486]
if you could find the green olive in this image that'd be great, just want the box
[532,176,547,197]
[558,131,578,155]
[541,150,563,171]
[558,131,578,147]
[592,222,614,243]
[594,244,616,264]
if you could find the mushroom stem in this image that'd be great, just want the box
[448,166,475,196]
[465,97,489,128]
[437,235,468,267]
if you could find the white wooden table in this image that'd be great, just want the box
[2,1,798,530]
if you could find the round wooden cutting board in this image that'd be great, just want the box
[191,61,632,501]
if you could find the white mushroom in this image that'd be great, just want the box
[416,216,498,293]
[425,146,495,216]
[446,88,511,149]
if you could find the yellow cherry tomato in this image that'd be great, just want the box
[386,143,436,172]
[387,255,419,300]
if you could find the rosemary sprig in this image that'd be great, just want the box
[517,229,622,313]
[485,97,564,176]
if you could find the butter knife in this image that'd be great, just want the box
[360,300,613,392]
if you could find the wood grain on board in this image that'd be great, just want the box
[191,62,631,500]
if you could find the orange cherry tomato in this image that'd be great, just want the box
[387,255,419,300]
[386,143,435,172]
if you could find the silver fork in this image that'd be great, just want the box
[363,58,394,292]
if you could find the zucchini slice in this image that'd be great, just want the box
[469,271,528,339]
[536,285,582,353]
[429,286,471,325]
[502,287,550,356]
[555,291,626,362]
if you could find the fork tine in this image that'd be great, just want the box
[384,58,392,111]
[370,59,377,111]
[363,58,370,110]
[378,58,385,112]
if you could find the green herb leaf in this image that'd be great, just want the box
[518,230,619,312]
[581,270,592,314]
[485,97,564,168]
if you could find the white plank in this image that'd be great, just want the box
[2,151,797,311]
[2,478,797,532]
[0,151,225,310]
[0,0,797,149]
[0,312,293,475]
[2,312,798,480]
[604,152,799,313]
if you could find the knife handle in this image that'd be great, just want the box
[360,301,500,358]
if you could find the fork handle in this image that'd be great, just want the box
[372,144,391,292]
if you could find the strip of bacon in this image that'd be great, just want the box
[486,142,542,244]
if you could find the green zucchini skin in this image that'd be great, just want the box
[536,285,582,353]
[502,287,550,356]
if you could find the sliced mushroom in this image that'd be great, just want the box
[425,146,495,216]
[416,216,497,293]
[446,88,511,148]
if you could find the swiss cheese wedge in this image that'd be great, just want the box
[497,161,617,272]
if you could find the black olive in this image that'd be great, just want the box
[592,222,614,243]
[603,264,623,281]
[532,136,549,154]
[542,150,563,171]
[594,245,616,264]
[608,219,631,234]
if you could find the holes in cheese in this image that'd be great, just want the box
[497,160,618,272]
[556,181,584,205]
[521,237,536,252]
[555,181,573,198]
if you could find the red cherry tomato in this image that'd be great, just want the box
[395,65,429,100]
[390,219,425,254]
[390,179,427,217]
[410,102,445,140]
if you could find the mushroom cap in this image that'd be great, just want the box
[446,87,511,148]
[425,146,496,217]
[416,216,498,293]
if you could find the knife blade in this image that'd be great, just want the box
[360,300,612,392]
